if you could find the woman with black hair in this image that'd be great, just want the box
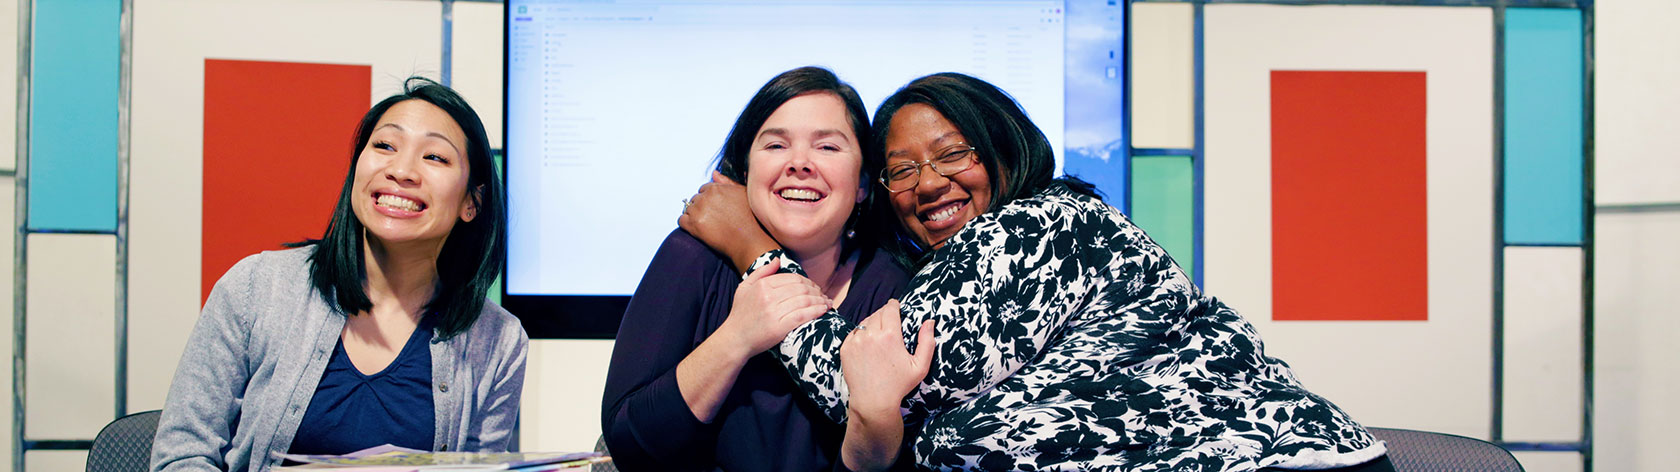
[152,77,526,472]
[684,73,1394,471]
[600,66,914,472]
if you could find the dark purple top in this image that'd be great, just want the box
[601,229,911,472]
[287,316,435,456]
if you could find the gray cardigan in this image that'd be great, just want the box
[150,247,528,472]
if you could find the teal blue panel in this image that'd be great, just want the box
[1130,156,1193,279]
[29,0,121,232]
[1504,8,1583,245]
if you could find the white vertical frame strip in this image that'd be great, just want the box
[451,0,504,150]
[1502,246,1584,442]
[1592,0,1680,206]
[1591,210,1680,471]
[23,234,116,440]
[1129,2,1194,149]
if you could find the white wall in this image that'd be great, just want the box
[1,0,16,465]
[1594,0,1680,205]
[1591,1,1680,471]
[521,340,614,452]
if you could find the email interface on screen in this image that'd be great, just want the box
[507,0,1124,297]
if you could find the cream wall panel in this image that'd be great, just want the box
[1595,0,1680,205]
[24,450,86,472]
[1129,3,1193,149]
[1203,5,1493,437]
[127,0,442,413]
[1,0,17,170]
[0,177,13,468]
[452,1,505,150]
[520,339,614,452]
[1594,210,1680,472]
[24,233,115,439]
[1512,452,1581,472]
[1501,247,1582,442]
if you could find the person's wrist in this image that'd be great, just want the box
[732,231,778,270]
[848,397,900,425]
[710,323,761,364]
[843,404,903,472]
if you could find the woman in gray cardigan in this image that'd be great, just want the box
[152,77,528,472]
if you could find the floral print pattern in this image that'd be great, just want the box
[752,184,1385,471]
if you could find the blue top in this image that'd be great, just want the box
[288,316,437,455]
[601,230,913,472]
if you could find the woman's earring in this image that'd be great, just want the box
[846,229,856,239]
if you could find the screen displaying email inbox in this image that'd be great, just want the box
[507,0,1120,298]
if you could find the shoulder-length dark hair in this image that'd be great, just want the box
[304,76,505,339]
[712,66,886,259]
[869,72,1098,265]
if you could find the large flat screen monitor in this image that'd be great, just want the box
[504,0,1128,338]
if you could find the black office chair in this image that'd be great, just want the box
[86,410,163,472]
[1367,427,1524,472]
[591,435,619,472]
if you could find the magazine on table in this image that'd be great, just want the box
[273,444,609,471]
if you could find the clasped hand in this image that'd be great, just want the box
[718,259,831,356]
[841,299,936,420]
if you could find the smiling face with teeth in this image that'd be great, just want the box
[743,92,865,259]
[883,103,994,250]
[350,99,477,250]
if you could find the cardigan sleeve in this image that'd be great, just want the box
[151,254,263,472]
[599,230,726,469]
[461,305,529,453]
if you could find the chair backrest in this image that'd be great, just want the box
[590,435,618,472]
[86,410,163,472]
[1367,427,1524,472]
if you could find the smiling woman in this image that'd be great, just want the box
[600,67,914,472]
[744,93,866,265]
[354,100,479,261]
[151,77,528,472]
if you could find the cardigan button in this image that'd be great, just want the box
[438,383,449,393]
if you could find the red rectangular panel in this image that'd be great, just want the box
[203,59,370,304]
[1271,70,1428,321]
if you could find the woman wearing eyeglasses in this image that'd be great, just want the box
[682,72,1394,471]
[600,67,914,472]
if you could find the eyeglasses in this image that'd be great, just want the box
[878,144,978,193]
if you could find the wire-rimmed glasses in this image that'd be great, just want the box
[878,144,978,193]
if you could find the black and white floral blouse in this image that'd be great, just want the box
[752,183,1387,471]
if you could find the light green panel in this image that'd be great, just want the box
[1130,156,1195,278]
[491,150,503,306]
